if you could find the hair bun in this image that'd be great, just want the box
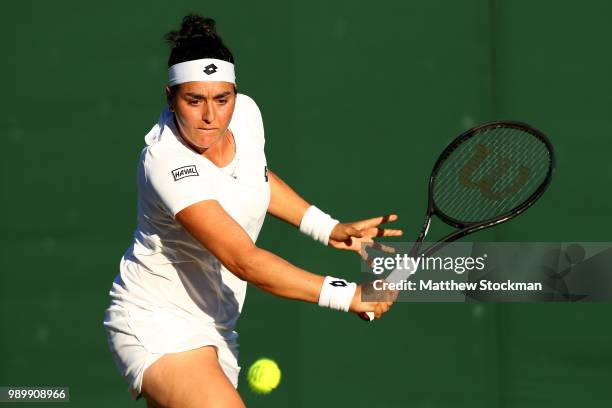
[180,13,216,38]
[165,13,218,47]
[165,13,235,67]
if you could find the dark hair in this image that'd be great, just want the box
[165,14,234,68]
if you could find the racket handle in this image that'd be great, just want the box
[359,312,375,321]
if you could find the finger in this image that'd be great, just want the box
[381,228,404,237]
[361,242,394,263]
[375,303,383,319]
[381,290,396,302]
[365,241,396,254]
[383,214,399,224]
[360,250,375,267]
[331,224,353,240]
[345,227,364,238]
[354,214,399,229]
[362,227,404,238]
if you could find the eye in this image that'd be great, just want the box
[188,100,201,106]
[217,99,228,105]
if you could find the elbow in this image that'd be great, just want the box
[227,245,262,284]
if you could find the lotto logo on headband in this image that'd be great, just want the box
[203,64,218,75]
[172,165,199,181]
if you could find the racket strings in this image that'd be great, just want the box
[432,126,551,223]
[440,133,547,221]
[482,133,549,217]
[440,130,549,220]
[450,131,547,219]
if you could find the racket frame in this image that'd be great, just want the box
[411,120,555,258]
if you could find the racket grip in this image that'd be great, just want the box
[359,312,375,322]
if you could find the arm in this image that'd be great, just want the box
[140,141,388,315]
[267,169,403,253]
[267,169,310,227]
[176,199,389,317]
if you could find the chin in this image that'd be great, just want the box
[186,132,215,146]
[195,137,220,150]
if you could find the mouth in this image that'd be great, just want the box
[198,128,218,131]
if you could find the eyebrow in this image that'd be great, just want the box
[185,91,232,100]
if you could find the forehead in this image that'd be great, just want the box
[176,81,234,95]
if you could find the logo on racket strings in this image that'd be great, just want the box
[458,144,529,200]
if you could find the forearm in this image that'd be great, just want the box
[176,200,328,304]
[228,247,376,317]
[231,246,324,303]
[267,170,310,227]
[175,198,375,315]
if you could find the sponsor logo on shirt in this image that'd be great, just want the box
[172,165,199,181]
[264,165,268,182]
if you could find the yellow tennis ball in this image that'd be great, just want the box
[247,358,281,394]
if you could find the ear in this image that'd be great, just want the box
[165,85,175,112]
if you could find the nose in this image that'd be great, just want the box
[202,101,215,124]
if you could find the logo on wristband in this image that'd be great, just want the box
[330,280,348,287]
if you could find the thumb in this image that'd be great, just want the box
[346,227,364,238]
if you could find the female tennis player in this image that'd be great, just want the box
[103,13,401,408]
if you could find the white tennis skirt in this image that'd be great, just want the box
[103,304,241,399]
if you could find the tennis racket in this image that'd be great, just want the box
[363,120,555,321]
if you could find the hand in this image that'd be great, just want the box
[328,214,403,255]
[349,285,395,320]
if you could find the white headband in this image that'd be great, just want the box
[168,58,236,86]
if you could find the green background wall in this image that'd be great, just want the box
[1,0,610,406]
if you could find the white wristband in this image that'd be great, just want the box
[318,276,357,312]
[299,205,339,246]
